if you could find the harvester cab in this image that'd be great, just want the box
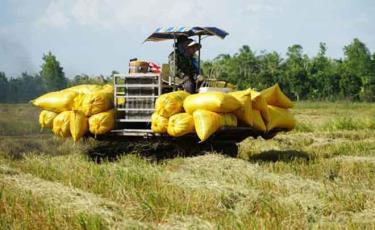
[143,26,231,92]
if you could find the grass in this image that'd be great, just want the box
[0,102,375,229]
[0,182,106,230]
[0,104,41,136]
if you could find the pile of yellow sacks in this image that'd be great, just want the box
[32,84,115,141]
[151,83,296,142]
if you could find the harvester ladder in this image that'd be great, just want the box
[113,73,162,136]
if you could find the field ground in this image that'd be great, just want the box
[1,102,375,229]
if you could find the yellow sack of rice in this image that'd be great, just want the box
[116,97,126,106]
[64,84,103,94]
[70,110,88,142]
[251,110,266,132]
[267,105,296,131]
[52,111,71,138]
[220,113,238,127]
[229,89,253,126]
[167,113,195,137]
[193,110,221,142]
[155,91,190,118]
[32,90,78,113]
[151,113,169,133]
[261,84,293,108]
[39,110,58,129]
[184,92,241,114]
[78,90,114,116]
[72,93,85,109]
[193,110,237,142]
[101,84,114,93]
[89,110,115,136]
[250,90,270,124]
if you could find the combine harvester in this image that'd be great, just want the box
[109,26,292,155]
[32,26,295,156]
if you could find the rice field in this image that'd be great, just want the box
[1,102,375,229]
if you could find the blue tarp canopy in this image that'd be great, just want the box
[144,26,229,42]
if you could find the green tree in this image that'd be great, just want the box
[111,70,119,76]
[339,69,362,100]
[210,46,258,89]
[40,52,67,91]
[368,53,375,100]
[0,72,8,102]
[71,74,90,85]
[343,38,374,101]
[234,45,259,89]
[210,54,237,85]
[200,40,375,101]
[309,43,340,100]
[6,73,44,103]
[70,74,108,86]
[284,44,310,100]
[256,51,283,89]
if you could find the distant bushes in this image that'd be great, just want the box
[0,52,114,104]
[295,116,375,132]
[203,38,375,102]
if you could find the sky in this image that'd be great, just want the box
[0,0,374,78]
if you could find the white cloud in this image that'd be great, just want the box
[36,0,234,30]
[349,14,371,27]
[37,0,70,28]
[71,0,114,28]
[243,0,285,14]
[71,0,216,28]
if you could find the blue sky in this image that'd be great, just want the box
[0,0,374,77]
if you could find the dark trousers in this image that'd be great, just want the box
[183,77,196,94]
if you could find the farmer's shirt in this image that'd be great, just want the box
[168,48,199,80]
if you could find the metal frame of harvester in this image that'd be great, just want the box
[107,27,285,154]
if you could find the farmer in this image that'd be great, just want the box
[168,36,202,93]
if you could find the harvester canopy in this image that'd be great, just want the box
[144,26,229,42]
[144,26,228,82]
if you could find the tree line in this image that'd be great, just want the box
[203,38,375,101]
[1,38,374,103]
[0,52,114,103]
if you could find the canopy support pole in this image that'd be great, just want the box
[198,35,201,74]
[172,35,177,91]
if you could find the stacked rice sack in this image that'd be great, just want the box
[250,84,296,132]
[151,83,296,142]
[151,91,192,135]
[32,84,115,141]
[152,90,239,142]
